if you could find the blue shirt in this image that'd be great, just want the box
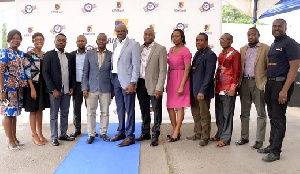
[76,51,86,82]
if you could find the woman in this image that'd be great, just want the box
[166,29,192,142]
[23,32,50,146]
[0,29,28,150]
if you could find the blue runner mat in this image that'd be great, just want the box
[54,123,141,174]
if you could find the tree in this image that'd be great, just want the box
[222,5,253,24]
[2,23,8,49]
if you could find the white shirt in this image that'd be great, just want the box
[55,48,69,94]
[111,38,127,73]
[75,50,86,82]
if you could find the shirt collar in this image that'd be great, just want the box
[143,41,155,49]
[55,47,66,54]
[76,49,86,54]
[247,42,260,48]
[97,48,107,53]
[118,37,127,44]
[222,47,234,54]
[274,34,287,42]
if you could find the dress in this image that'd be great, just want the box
[0,48,27,116]
[166,46,192,108]
[23,52,50,112]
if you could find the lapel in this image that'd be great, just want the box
[53,49,61,69]
[146,43,156,67]
[193,48,208,67]
[255,45,263,66]
[118,38,130,60]
[93,49,100,70]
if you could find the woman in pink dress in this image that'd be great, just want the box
[166,29,192,142]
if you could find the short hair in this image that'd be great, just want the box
[97,33,107,37]
[198,33,208,41]
[171,29,186,45]
[145,28,155,35]
[248,27,260,37]
[55,33,66,39]
[32,32,44,42]
[7,29,22,42]
[275,18,287,27]
[223,33,233,41]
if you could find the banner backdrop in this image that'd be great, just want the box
[15,0,222,55]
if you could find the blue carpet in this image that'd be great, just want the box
[54,123,141,174]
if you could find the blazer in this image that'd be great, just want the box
[239,43,270,90]
[140,42,167,96]
[112,38,140,89]
[42,49,75,93]
[190,47,217,100]
[82,49,113,93]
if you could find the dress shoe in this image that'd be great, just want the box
[186,134,201,141]
[252,141,263,149]
[51,139,59,146]
[198,139,208,147]
[70,130,81,137]
[110,134,126,142]
[262,153,280,162]
[235,138,249,145]
[118,137,135,147]
[135,133,151,141]
[150,136,158,146]
[100,134,110,142]
[257,146,270,153]
[58,134,75,141]
[86,136,95,144]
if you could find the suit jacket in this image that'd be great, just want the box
[190,47,217,100]
[112,38,140,89]
[239,43,270,90]
[42,49,75,93]
[82,49,113,93]
[140,42,167,96]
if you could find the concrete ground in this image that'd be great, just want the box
[0,96,300,174]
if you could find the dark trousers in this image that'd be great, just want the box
[215,94,236,143]
[72,82,84,131]
[112,73,136,140]
[136,78,162,137]
[265,80,294,156]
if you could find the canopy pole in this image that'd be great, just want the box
[253,0,258,27]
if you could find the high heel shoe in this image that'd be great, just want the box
[177,133,181,140]
[15,140,25,146]
[38,134,48,144]
[6,140,20,150]
[32,135,44,146]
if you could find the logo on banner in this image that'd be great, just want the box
[143,2,159,13]
[21,5,37,15]
[149,24,155,29]
[86,45,95,51]
[83,25,95,35]
[82,3,97,13]
[199,2,214,13]
[51,3,63,13]
[113,19,128,36]
[174,2,186,12]
[50,24,66,34]
[24,27,34,37]
[203,24,212,34]
[174,23,189,32]
[112,2,124,12]
[27,46,34,52]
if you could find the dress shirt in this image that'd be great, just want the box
[76,50,86,82]
[140,42,155,79]
[112,37,127,73]
[55,47,69,94]
[97,48,106,69]
[244,43,260,77]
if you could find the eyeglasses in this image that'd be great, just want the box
[33,39,44,42]
[219,38,231,41]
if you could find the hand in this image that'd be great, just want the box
[111,93,115,99]
[0,92,7,102]
[31,88,37,100]
[197,93,204,100]
[178,86,184,96]
[83,90,88,99]
[125,84,136,94]
[69,88,74,96]
[226,89,235,97]
[278,89,288,104]
[154,90,163,99]
[53,90,61,99]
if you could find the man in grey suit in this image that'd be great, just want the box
[110,24,140,147]
[135,28,167,146]
[82,33,113,144]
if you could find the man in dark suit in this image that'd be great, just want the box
[186,33,217,146]
[82,33,113,144]
[110,24,140,147]
[43,33,76,146]
[69,35,87,138]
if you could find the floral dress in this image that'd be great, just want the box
[0,48,28,116]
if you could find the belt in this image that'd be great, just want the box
[268,77,286,81]
[243,76,255,80]
[76,82,82,84]
[170,68,185,70]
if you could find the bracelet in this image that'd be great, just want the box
[0,89,6,93]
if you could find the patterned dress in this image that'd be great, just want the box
[0,48,28,116]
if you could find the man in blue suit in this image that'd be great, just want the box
[110,24,140,147]
[186,33,217,146]
[82,33,113,144]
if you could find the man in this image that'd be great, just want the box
[135,28,167,146]
[43,33,76,146]
[186,33,217,147]
[82,33,113,144]
[110,24,140,147]
[212,33,241,147]
[235,28,270,149]
[69,35,87,138]
[258,19,300,162]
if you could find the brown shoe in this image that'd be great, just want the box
[198,139,208,147]
[110,134,126,142]
[185,134,201,141]
[118,137,135,147]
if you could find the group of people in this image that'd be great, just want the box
[0,18,299,163]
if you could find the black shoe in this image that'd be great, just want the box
[135,133,151,141]
[51,139,59,146]
[257,146,270,153]
[252,141,263,149]
[70,130,81,137]
[262,153,280,162]
[150,136,158,146]
[86,136,95,144]
[100,134,110,142]
[235,138,249,145]
[95,133,99,137]
[59,134,75,141]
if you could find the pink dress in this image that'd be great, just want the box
[166,46,192,108]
